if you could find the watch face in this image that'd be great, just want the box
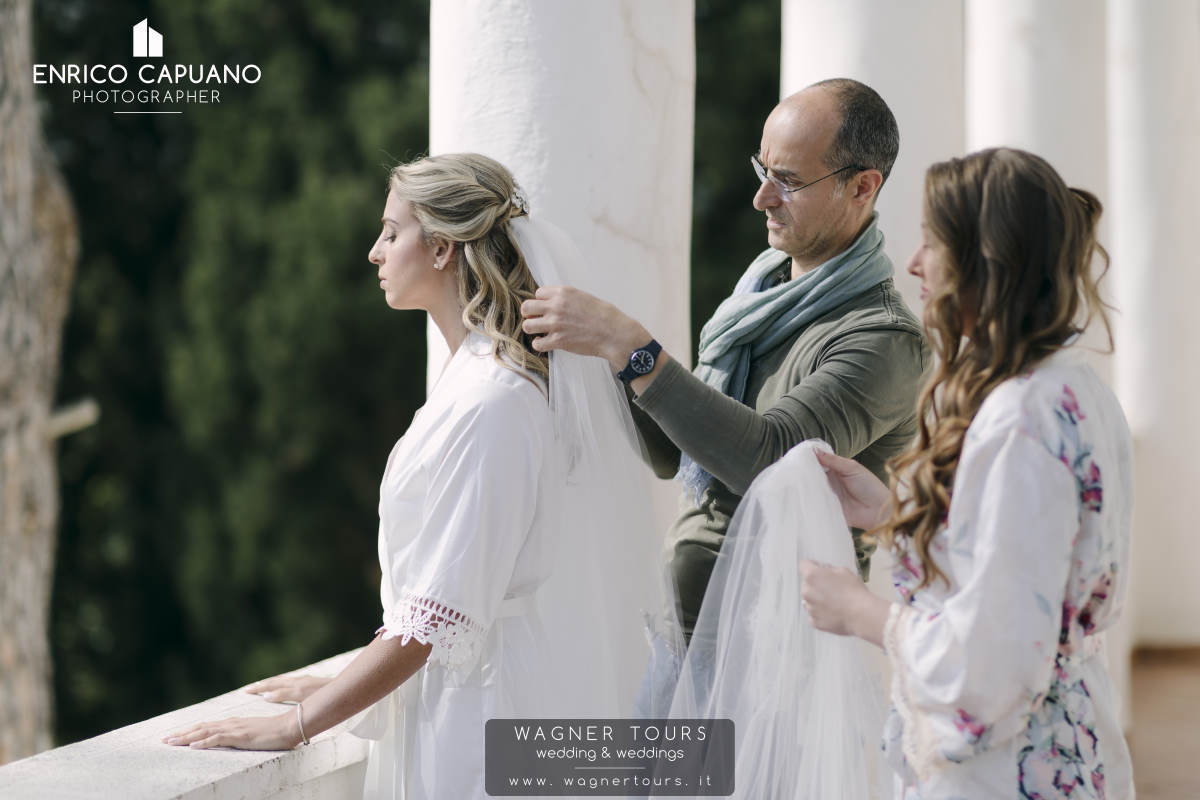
[630,350,656,374]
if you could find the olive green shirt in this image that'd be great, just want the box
[630,276,927,638]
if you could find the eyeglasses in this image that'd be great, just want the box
[751,155,864,201]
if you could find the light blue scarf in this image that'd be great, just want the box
[677,214,893,501]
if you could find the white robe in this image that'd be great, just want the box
[352,331,556,800]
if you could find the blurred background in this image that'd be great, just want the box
[2,0,1197,797]
[34,0,433,745]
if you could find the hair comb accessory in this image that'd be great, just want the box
[509,185,530,218]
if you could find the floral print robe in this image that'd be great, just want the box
[882,349,1135,799]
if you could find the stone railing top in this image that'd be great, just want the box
[0,649,367,800]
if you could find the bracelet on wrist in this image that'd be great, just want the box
[296,703,310,746]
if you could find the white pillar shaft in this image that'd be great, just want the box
[964,0,1110,343]
[426,0,695,645]
[780,0,966,685]
[964,0,1110,342]
[780,0,965,320]
[966,0,1107,177]
[1108,0,1200,646]
[967,0,1127,725]
[428,0,694,380]
[963,0,1114,362]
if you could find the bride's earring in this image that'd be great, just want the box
[433,260,443,271]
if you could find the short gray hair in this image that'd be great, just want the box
[811,78,899,189]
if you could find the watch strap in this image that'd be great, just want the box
[617,339,662,383]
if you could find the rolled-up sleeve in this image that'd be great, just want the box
[634,328,926,494]
[381,388,545,675]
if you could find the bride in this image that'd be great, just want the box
[164,153,660,799]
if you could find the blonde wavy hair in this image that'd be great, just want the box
[875,147,1112,589]
[388,153,547,384]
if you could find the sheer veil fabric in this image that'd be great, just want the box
[507,216,665,717]
[665,440,890,799]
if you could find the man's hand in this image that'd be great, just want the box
[521,287,650,373]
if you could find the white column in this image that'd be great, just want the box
[427,0,694,480]
[781,0,966,314]
[964,0,1110,296]
[780,0,966,685]
[1108,0,1200,657]
[428,0,694,380]
[427,0,695,703]
[965,0,1111,359]
[965,0,1108,172]
[964,0,1111,369]
[967,0,1133,725]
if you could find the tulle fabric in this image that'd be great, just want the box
[507,215,664,717]
[665,440,890,799]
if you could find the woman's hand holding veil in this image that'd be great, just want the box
[802,448,894,648]
[799,559,890,647]
[814,448,892,531]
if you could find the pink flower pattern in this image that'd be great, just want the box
[1055,384,1104,515]
[1060,385,1085,423]
[953,708,988,745]
[886,378,1124,799]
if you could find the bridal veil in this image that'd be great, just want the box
[509,216,664,717]
[666,440,890,799]
[501,216,889,796]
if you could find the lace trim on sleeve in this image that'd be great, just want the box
[379,592,486,675]
[884,602,943,783]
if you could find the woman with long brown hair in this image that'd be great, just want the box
[802,147,1134,798]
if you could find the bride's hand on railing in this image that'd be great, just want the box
[243,674,332,704]
[163,710,302,750]
[813,449,891,531]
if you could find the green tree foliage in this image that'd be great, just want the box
[40,0,780,744]
[691,0,781,341]
[41,0,430,743]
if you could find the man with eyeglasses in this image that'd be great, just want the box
[521,78,927,709]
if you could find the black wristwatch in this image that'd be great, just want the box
[616,339,662,383]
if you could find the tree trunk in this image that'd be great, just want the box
[0,0,79,764]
